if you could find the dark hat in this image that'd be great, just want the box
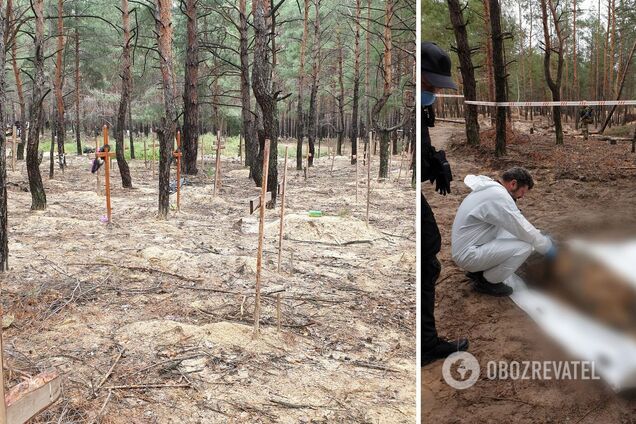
[421,42,457,90]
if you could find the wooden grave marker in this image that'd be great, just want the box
[366,131,372,226]
[253,138,271,335]
[213,130,225,197]
[96,125,116,223]
[173,130,182,211]
[277,147,289,273]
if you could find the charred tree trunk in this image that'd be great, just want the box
[447,0,480,145]
[116,0,132,188]
[540,0,564,145]
[155,0,177,218]
[307,0,321,167]
[251,0,278,205]
[182,0,199,175]
[239,0,256,169]
[0,0,8,270]
[27,0,46,210]
[489,0,507,156]
[295,0,309,170]
[350,0,361,164]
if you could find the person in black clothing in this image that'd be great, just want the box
[421,42,469,365]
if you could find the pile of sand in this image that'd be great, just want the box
[278,214,383,245]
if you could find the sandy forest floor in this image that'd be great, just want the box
[423,121,636,423]
[1,140,416,423]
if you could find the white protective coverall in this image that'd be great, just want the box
[451,175,552,284]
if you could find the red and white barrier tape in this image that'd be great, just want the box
[434,94,636,106]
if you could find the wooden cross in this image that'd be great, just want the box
[213,131,225,197]
[254,138,271,336]
[173,131,182,211]
[96,125,116,223]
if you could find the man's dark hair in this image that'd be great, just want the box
[502,166,534,189]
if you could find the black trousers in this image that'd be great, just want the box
[422,194,441,350]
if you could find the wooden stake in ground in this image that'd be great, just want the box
[277,147,289,273]
[330,147,336,176]
[397,147,406,184]
[254,138,271,336]
[355,142,359,203]
[143,136,147,168]
[199,135,204,174]
[213,130,223,196]
[173,130,182,211]
[97,125,116,223]
[11,126,16,172]
[152,134,156,178]
[95,136,101,195]
[366,131,371,226]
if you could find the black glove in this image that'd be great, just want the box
[432,150,452,195]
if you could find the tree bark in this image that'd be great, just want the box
[489,0,507,155]
[307,0,321,167]
[155,0,177,218]
[239,0,256,169]
[27,0,46,210]
[54,0,65,169]
[295,0,309,170]
[336,30,345,156]
[600,39,636,133]
[75,20,81,155]
[251,0,278,205]
[8,0,25,160]
[350,0,361,164]
[0,0,8,270]
[447,0,480,145]
[116,0,133,188]
[540,0,565,145]
[182,0,199,175]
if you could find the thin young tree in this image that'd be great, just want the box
[53,0,65,169]
[307,0,321,167]
[115,0,133,188]
[239,0,256,168]
[349,0,361,164]
[336,29,345,156]
[296,0,309,170]
[540,0,565,145]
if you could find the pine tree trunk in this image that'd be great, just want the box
[155,0,177,219]
[182,0,199,174]
[251,0,278,205]
[116,0,132,188]
[54,0,65,170]
[447,0,480,145]
[540,0,565,145]
[27,0,46,210]
[296,0,309,170]
[75,23,81,155]
[489,0,507,156]
[307,0,321,168]
[350,0,361,164]
[336,31,345,156]
[0,0,8,270]
[239,0,255,169]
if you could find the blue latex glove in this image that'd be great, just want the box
[545,237,558,260]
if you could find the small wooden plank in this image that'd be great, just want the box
[250,191,272,215]
[6,371,61,424]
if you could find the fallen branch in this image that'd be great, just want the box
[95,348,125,393]
[102,383,190,390]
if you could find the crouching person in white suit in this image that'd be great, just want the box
[451,167,557,297]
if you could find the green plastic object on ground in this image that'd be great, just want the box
[308,210,323,217]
